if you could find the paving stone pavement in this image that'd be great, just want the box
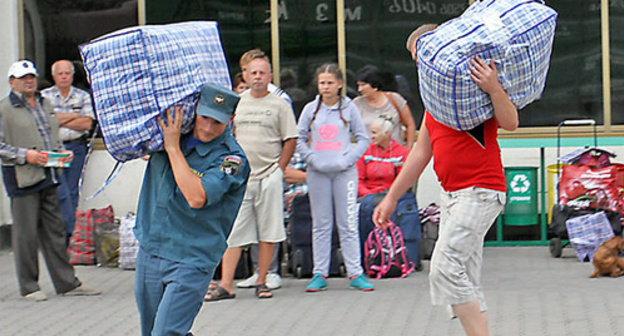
[1,246,623,336]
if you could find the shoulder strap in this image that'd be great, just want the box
[389,224,415,277]
[384,92,401,115]
[369,226,392,279]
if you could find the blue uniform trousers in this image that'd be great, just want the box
[135,248,213,336]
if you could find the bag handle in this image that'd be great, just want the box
[82,161,124,201]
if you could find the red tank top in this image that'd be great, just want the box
[425,112,506,192]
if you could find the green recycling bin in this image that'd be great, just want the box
[503,167,538,226]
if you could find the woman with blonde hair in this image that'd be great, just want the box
[356,116,409,197]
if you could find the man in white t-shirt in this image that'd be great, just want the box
[205,54,297,301]
[240,49,292,105]
[236,49,293,290]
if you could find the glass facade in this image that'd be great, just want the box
[520,0,603,126]
[22,0,623,130]
[146,1,272,76]
[22,0,138,90]
[611,0,624,125]
[147,0,341,117]
[345,0,468,125]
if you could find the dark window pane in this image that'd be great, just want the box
[611,0,624,125]
[280,0,339,119]
[146,0,272,86]
[521,0,603,126]
[24,0,138,90]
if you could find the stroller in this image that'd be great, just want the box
[548,119,624,258]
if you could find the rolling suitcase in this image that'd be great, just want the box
[287,194,345,278]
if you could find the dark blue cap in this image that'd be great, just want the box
[196,83,240,123]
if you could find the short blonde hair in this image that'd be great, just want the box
[239,49,265,68]
[405,24,439,52]
[239,49,272,72]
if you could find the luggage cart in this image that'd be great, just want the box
[548,119,597,258]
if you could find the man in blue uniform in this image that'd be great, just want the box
[133,83,249,336]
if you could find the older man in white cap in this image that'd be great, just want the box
[0,60,101,302]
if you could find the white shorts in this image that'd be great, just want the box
[429,187,505,314]
[227,168,286,247]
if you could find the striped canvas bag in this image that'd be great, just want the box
[417,0,557,131]
[79,21,231,162]
[68,205,114,265]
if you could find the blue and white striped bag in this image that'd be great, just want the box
[417,0,557,131]
[79,21,231,162]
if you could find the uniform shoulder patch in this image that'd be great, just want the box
[220,155,243,175]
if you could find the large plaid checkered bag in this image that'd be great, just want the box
[68,205,114,265]
[79,21,231,162]
[417,0,557,130]
[565,211,614,262]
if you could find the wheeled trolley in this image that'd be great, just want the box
[548,119,623,258]
[549,119,597,258]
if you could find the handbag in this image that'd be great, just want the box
[94,216,120,268]
[68,205,114,265]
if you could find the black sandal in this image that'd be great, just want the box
[255,284,273,299]
[204,286,235,302]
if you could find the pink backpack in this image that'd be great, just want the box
[364,221,415,279]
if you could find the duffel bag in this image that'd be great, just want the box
[417,0,557,131]
[79,21,231,161]
[68,205,114,265]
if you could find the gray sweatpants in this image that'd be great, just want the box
[11,186,81,296]
[307,167,362,278]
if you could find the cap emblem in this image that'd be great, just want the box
[214,94,225,105]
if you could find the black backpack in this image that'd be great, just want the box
[419,203,440,260]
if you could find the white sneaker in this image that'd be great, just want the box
[236,273,258,288]
[24,290,47,302]
[266,272,282,290]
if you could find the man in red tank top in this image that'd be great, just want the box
[374,25,519,336]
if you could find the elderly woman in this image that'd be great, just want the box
[353,66,416,149]
[356,116,410,198]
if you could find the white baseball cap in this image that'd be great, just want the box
[8,60,38,79]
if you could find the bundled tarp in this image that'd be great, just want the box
[417,0,557,131]
[79,21,231,162]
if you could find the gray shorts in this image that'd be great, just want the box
[429,187,505,314]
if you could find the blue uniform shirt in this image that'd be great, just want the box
[134,125,249,271]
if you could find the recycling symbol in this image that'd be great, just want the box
[510,174,530,193]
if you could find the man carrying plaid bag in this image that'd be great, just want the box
[133,83,249,336]
[374,26,519,336]
[0,60,100,302]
